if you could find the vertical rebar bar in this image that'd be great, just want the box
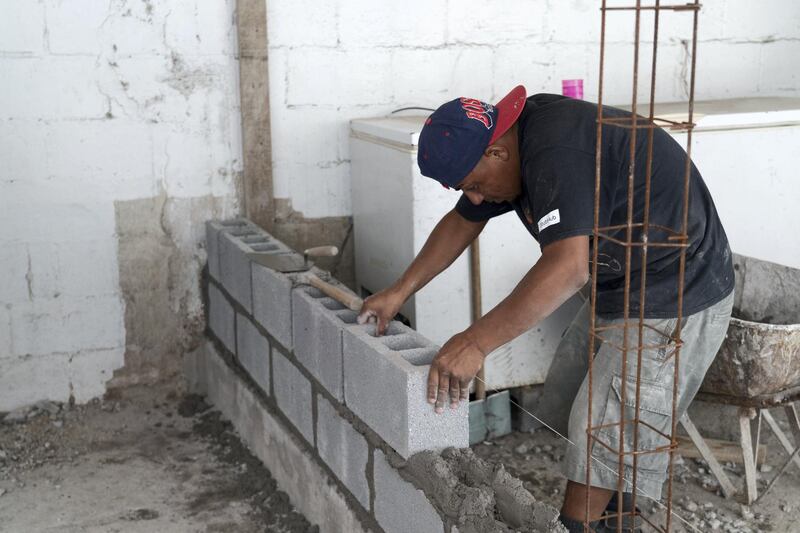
[586,0,608,527]
[631,0,661,520]
[665,2,700,530]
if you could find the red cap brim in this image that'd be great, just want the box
[489,85,527,144]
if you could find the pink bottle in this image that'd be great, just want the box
[562,79,584,100]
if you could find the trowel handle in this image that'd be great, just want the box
[307,273,363,312]
[304,245,339,260]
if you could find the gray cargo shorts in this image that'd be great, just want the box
[537,290,734,500]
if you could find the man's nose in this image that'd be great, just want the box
[465,191,484,205]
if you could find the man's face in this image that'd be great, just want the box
[455,141,522,205]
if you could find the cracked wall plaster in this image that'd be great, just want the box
[0,0,243,408]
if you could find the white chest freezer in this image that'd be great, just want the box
[660,97,800,271]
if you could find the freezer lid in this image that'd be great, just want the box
[621,97,800,131]
[350,115,428,148]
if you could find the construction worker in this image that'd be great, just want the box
[356,85,734,532]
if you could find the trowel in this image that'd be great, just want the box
[247,245,364,311]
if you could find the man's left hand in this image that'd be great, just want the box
[427,330,486,413]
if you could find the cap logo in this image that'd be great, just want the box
[459,97,493,130]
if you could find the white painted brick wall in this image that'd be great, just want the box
[267,0,800,218]
[0,0,242,411]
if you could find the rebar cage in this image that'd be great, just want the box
[585,1,700,531]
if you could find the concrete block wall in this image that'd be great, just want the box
[200,218,564,532]
[0,0,242,410]
[266,0,800,219]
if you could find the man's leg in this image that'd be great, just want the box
[537,301,593,436]
[560,481,614,528]
[560,291,735,525]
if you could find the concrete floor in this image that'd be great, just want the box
[0,384,317,533]
[4,380,799,533]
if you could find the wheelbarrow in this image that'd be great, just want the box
[683,253,800,503]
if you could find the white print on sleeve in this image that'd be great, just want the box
[537,209,561,232]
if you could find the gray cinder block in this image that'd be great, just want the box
[316,394,370,509]
[373,449,443,533]
[292,286,358,401]
[208,283,235,354]
[343,321,469,459]
[219,229,262,313]
[272,346,314,445]
[236,313,271,395]
[252,262,294,351]
[205,219,257,282]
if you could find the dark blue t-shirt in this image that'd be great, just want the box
[456,94,734,318]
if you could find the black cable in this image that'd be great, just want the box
[390,106,435,114]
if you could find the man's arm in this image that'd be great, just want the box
[470,234,589,353]
[357,209,487,334]
[427,234,589,412]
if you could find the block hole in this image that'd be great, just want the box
[381,334,425,351]
[365,322,405,337]
[336,310,359,324]
[401,347,438,366]
[242,235,270,244]
[229,229,257,237]
[220,220,247,227]
[250,243,280,252]
[320,297,346,311]
[305,287,325,299]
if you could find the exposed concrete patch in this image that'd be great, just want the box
[112,193,235,387]
[401,448,566,532]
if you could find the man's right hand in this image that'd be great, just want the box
[356,286,406,336]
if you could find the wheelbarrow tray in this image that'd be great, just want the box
[700,254,800,399]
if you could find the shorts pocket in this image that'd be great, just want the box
[596,374,674,474]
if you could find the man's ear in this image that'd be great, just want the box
[484,144,509,161]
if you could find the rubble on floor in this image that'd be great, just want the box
[0,386,318,533]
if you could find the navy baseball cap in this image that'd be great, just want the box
[418,85,527,188]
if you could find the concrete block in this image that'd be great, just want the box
[266,0,337,47]
[44,119,152,182]
[285,48,392,107]
[338,0,446,47]
[206,219,254,282]
[9,296,124,357]
[292,286,357,401]
[343,322,469,459]
[2,64,102,120]
[373,449,443,533]
[163,1,237,57]
[448,0,544,45]
[0,347,123,412]
[316,395,370,510]
[391,47,494,107]
[236,313,270,395]
[0,1,44,53]
[272,346,314,445]
[252,261,293,350]
[208,283,235,354]
[218,226,263,312]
